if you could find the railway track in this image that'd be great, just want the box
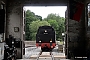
[36,51,54,60]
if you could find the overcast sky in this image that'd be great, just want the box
[24,6,67,19]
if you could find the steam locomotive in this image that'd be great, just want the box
[36,26,56,51]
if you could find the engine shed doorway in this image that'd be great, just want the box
[23,6,67,59]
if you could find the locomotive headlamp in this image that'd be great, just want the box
[12,41,14,44]
[45,30,47,32]
[50,40,52,42]
[39,41,41,42]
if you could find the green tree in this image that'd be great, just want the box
[29,20,50,40]
[25,10,65,41]
[36,15,42,21]
[25,10,42,40]
[47,19,60,40]
[26,10,42,23]
[44,13,59,21]
[43,13,65,41]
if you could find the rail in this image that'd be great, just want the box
[36,50,42,60]
[50,52,54,60]
[36,51,54,60]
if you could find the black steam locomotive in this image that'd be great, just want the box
[36,26,56,51]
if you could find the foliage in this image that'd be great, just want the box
[29,20,50,40]
[25,10,65,41]
[25,10,42,40]
[43,13,65,40]
[36,15,42,21]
